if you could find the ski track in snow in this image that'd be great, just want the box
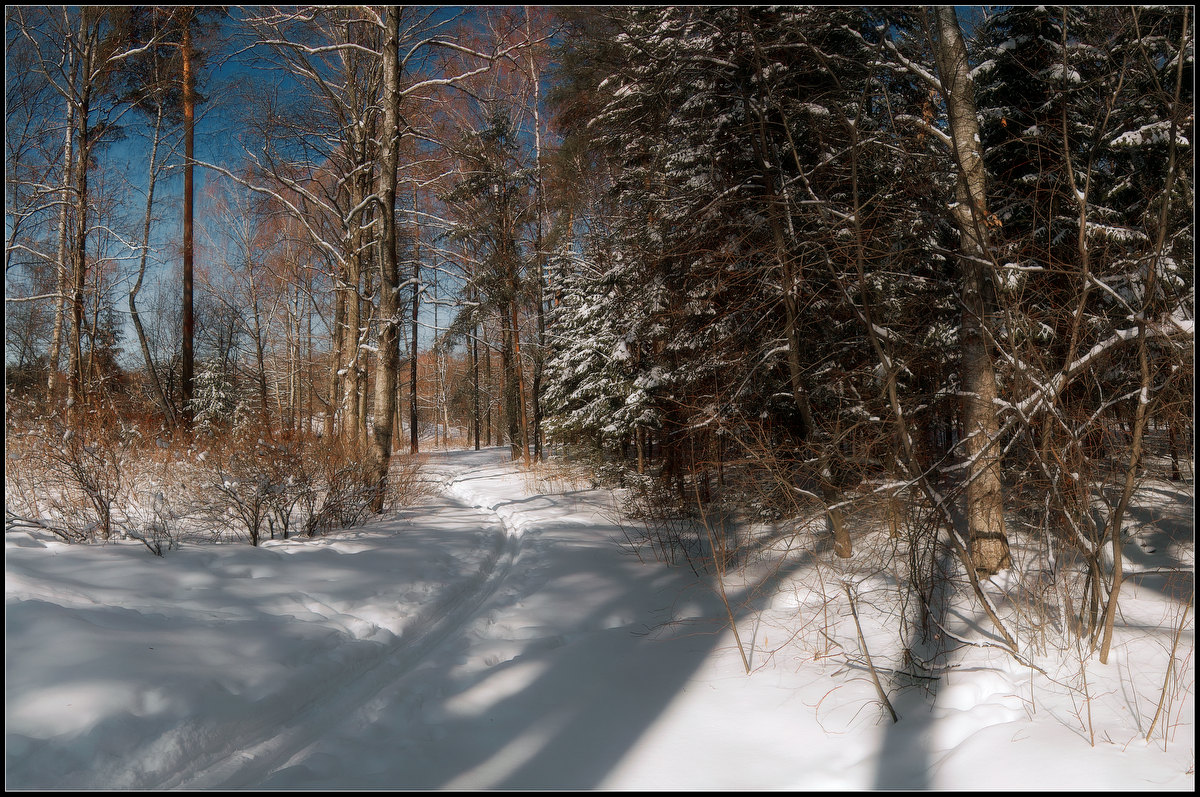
[159,457,521,789]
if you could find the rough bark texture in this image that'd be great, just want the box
[511,301,531,465]
[502,324,519,459]
[67,16,94,427]
[369,6,403,512]
[931,6,1011,576]
[344,171,364,447]
[484,326,493,446]
[472,308,481,451]
[410,175,421,455]
[327,279,344,439]
[181,13,196,430]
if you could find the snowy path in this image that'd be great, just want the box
[160,455,523,788]
[5,448,1193,789]
[6,448,747,789]
[242,449,757,790]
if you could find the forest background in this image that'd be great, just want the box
[4,6,1194,675]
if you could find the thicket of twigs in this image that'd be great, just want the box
[582,397,1190,678]
[4,400,425,556]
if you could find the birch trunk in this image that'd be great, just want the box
[47,91,74,398]
[526,8,547,461]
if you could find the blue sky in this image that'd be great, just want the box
[8,6,558,370]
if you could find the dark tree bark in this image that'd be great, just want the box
[180,10,196,431]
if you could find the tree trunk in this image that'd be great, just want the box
[292,294,303,432]
[130,101,175,427]
[511,300,531,465]
[432,261,440,449]
[472,302,481,451]
[67,24,93,427]
[306,287,313,434]
[526,9,547,461]
[248,280,271,431]
[344,243,362,445]
[502,321,519,459]
[48,91,74,399]
[409,187,421,455]
[484,324,493,446]
[441,350,451,446]
[181,11,196,431]
[328,276,344,439]
[369,7,403,511]
[86,255,102,394]
[932,6,1010,576]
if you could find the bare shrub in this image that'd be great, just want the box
[522,457,593,495]
[125,490,179,557]
[6,409,429,552]
[190,434,429,542]
[193,437,275,546]
[384,451,428,509]
[5,415,48,530]
[617,473,709,574]
[6,411,128,542]
[303,436,379,536]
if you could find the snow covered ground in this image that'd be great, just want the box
[5,447,1194,789]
